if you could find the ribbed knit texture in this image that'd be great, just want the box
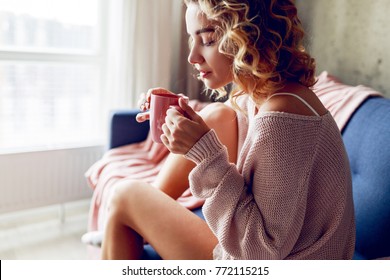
[184,95,355,260]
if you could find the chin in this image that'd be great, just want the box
[203,79,228,90]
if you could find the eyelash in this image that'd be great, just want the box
[188,37,216,48]
[202,40,215,47]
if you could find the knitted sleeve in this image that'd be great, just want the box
[185,114,321,259]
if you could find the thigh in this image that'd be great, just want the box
[154,153,195,199]
[114,180,218,260]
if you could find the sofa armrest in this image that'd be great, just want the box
[109,109,150,149]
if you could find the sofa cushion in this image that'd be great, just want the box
[342,96,390,259]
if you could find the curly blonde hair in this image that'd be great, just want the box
[184,0,316,105]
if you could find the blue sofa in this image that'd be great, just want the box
[108,96,390,260]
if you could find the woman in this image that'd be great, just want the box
[102,0,355,260]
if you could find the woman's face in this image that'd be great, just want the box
[185,3,234,89]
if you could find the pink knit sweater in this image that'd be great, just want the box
[184,95,355,260]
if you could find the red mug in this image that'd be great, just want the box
[149,89,187,143]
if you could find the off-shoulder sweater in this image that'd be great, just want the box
[184,95,355,260]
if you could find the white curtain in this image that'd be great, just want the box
[103,0,186,110]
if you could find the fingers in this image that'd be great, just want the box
[136,111,150,123]
[178,98,201,122]
[162,102,210,155]
[139,88,180,111]
[177,93,190,101]
[137,92,148,111]
[160,123,170,144]
[138,88,164,111]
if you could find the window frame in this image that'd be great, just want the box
[0,0,109,153]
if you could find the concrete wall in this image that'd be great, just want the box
[296,0,390,97]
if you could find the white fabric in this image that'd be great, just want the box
[268,93,321,116]
[104,0,183,110]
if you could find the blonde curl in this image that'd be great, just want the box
[184,0,316,107]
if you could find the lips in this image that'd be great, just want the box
[199,70,211,78]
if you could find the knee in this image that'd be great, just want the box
[108,180,145,214]
[200,102,237,128]
[199,102,238,163]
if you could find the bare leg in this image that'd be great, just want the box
[154,102,238,199]
[102,102,237,259]
[101,180,217,259]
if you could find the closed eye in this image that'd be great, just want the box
[202,40,216,47]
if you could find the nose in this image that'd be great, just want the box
[187,45,204,65]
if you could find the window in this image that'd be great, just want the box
[0,0,106,152]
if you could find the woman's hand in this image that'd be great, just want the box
[136,88,188,123]
[161,98,210,154]
[136,91,151,123]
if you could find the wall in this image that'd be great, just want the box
[296,0,390,97]
[0,146,102,214]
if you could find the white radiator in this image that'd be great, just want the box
[0,145,105,214]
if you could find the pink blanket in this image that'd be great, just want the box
[313,71,382,130]
[85,72,382,233]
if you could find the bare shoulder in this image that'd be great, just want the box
[260,86,327,117]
